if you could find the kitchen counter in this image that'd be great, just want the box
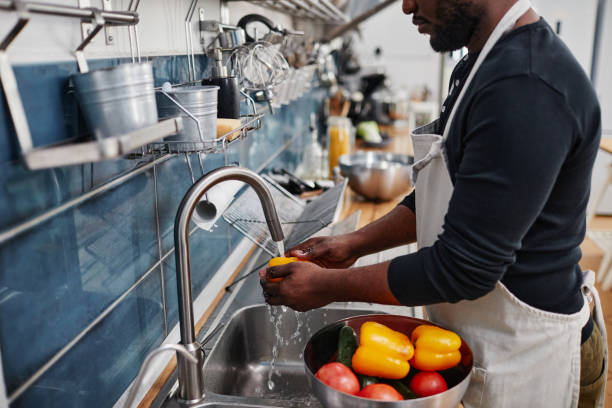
[599,137,612,154]
[340,124,414,229]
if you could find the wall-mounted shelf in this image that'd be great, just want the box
[0,0,152,170]
[132,113,263,156]
[224,0,348,23]
[23,117,183,170]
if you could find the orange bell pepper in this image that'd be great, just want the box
[410,325,461,371]
[351,322,414,379]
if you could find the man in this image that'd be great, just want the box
[261,0,606,406]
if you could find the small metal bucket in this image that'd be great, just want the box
[157,85,219,149]
[72,63,157,139]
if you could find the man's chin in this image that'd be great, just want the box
[429,36,465,53]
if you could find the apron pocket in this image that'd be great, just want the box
[463,366,487,408]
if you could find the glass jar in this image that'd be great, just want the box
[326,116,352,178]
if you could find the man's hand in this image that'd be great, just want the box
[287,235,359,269]
[259,260,401,311]
[260,261,333,312]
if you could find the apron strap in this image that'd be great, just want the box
[411,136,445,184]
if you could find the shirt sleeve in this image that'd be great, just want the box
[398,190,415,212]
[387,75,577,306]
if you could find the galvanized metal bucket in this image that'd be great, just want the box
[157,85,219,149]
[72,62,157,139]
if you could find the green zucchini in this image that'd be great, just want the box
[358,375,379,388]
[386,380,418,400]
[337,326,358,368]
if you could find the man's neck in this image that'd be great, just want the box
[466,6,540,53]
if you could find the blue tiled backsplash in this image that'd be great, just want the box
[0,54,325,407]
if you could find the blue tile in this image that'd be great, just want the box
[0,158,148,231]
[0,169,158,393]
[162,225,232,331]
[155,155,199,254]
[11,269,164,408]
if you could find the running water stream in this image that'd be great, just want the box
[276,240,285,257]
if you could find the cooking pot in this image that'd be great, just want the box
[304,313,473,408]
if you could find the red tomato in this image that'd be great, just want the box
[409,371,448,397]
[315,362,360,395]
[357,384,403,401]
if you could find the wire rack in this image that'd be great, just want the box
[223,176,346,255]
[131,112,263,156]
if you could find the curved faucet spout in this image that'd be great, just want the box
[173,166,284,403]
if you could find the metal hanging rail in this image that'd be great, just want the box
[225,0,348,23]
[0,0,138,24]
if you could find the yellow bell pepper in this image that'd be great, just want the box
[410,325,462,371]
[352,345,410,379]
[360,321,414,360]
[351,322,414,379]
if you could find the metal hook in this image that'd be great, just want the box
[184,153,195,184]
[75,8,105,73]
[127,0,142,63]
[185,0,198,82]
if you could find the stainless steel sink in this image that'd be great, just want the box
[201,304,376,406]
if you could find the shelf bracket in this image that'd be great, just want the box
[0,0,32,153]
[75,8,105,73]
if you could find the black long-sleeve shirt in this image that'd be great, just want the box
[387,19,601,322]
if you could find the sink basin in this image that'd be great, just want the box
[202,305,376,404]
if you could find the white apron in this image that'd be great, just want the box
[410,1,608,406]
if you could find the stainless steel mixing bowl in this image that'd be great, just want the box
[304,314,473,408]
[338,152,413,201]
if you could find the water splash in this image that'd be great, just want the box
[276,240,285,256]
[267,305,284,391]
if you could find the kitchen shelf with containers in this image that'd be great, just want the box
[0,1,318,170]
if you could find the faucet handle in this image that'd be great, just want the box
[196,322,226,354]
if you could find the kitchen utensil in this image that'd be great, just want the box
[237,13,304,44]
[202,49,241,119]
[304,313,473,408]
[339,152,413,201]
[72,63,157,139]
[216,28,246,49]
[157,85,219,149]
[230,42,290,91]
[223,176,346,255]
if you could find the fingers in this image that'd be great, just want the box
[267,265,292,280]
[288,243,318,260]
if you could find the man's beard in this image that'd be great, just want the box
[429,0,485,52]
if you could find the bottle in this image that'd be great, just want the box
[302,113,324,180]
[327,116,351,178]
[202,48,241,119]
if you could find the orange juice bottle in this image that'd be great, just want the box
[327,117,352,178]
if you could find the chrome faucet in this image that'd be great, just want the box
[173,166,284,404]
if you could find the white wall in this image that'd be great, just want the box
[531,0,598,75]
[0,0,291,64]
[354,3,441,102]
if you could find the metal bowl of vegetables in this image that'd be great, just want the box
[338,152,413,201]
[304,314,473,408]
